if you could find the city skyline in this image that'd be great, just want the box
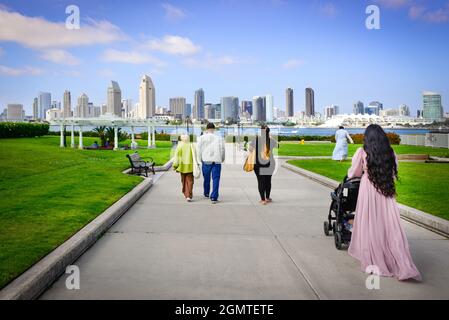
[1,1,449,115]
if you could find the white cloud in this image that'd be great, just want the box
[147,35,201,55]
[0,8,126,49]
[319,2,338,17]
[39,49,80,65]
[282,59,304,69]
[0,47,3,56]
[162,3,186,21]
[184,55,239,70]
[0,65,44,76]
[375,0,411,9]
[102,49,165,66]
[409,4,449,23]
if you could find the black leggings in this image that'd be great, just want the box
[255,169,272,201]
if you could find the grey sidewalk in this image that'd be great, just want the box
[41,149,449,299]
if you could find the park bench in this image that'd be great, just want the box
[126,152,155,177]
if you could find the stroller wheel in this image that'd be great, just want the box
[334,231,343,250]
[323,221,329,236]
[323,221,330,236]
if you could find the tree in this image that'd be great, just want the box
[93,126,107,147]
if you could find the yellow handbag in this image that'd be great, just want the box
[243,149,256,172]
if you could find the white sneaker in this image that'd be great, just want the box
[186,198,192,202]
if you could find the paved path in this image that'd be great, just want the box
[41,146,449,299]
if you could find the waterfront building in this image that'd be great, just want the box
[107,81,122,117]
[353,101,364,115]
[63,90,71,118]
[32,97,38,120]
[6,104,24,121]
[305,87,315,116]
[221,96,239,122]
[38,92,51,120]
[138,75,155,119]
[170,97,187,119]
[193,89,205,120]
[286,88,294,117]
[423,91,443,122]
[252,96,266,122]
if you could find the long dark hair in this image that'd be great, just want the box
[260,124,270,152]
[363,124,398,198]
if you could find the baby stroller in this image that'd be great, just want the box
[323,175,361,250]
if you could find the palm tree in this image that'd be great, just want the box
[93,126,107,147]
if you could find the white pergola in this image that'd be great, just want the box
[51,116,161,150]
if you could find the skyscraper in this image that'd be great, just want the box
[169,97,187,119]
[63,90,71,118]
[122,99,133,118]
[138,75,155,119]
[305,87,315,116]
[76,93,89,118]
[185,103,192,118]
[252,96,266,122]
[399,104,410,117]
[286,88,294,117]
[353,101,364,115]
[7,104,24,121]
[366,101,382,116]
[107,81,122,117]
[423,91,443,122]
[204,104,215,119]
[32,97,38,120]
[38,92,51,120]
[221,97,239,122]
[265,94,274,122]
[193,88,205,120]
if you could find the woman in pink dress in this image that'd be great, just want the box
[347,124,421,281]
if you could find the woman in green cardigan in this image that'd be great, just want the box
[173,134,195,202]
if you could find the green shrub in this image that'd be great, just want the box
[349,133,401,145]
[0,122,49,138]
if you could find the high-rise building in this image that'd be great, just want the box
[286,88,294,117]
[76,93,89,118]
[32,97,38,120]
[325,106,337,119]
[399,104,410,117]
[63,90,71,118]
[204,103,215,119]
[213,103,221,120]
[38,92,51,120]
[193,89,205,120]
[305,87,315,116]
[369,101,383,111]
[221,97,239,122]
[240,100,253,115]
[423,91,443,122]
[138,75,155,119]
[107,81,122,117]
[353,101,364,115]
[265,94,274,122]
[7,104,24,121]
[417,109,422,118]
[252,96,266,122]
[169,97,187,119]
[122,99,133,118]
[185,103,192,118]
[101,104,108,115]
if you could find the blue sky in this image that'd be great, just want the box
[0,0,448,115]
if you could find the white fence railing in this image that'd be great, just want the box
[400,134,449,149]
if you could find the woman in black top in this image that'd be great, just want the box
[249,125,279,205]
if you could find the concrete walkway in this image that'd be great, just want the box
[41,146,449,299]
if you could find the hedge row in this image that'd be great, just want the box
[0,122,49,138]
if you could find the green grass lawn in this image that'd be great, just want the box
[287,159,449,221]
[278,142,449,158]
[0,136,172,288]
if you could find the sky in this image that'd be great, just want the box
[0,0,448,116]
